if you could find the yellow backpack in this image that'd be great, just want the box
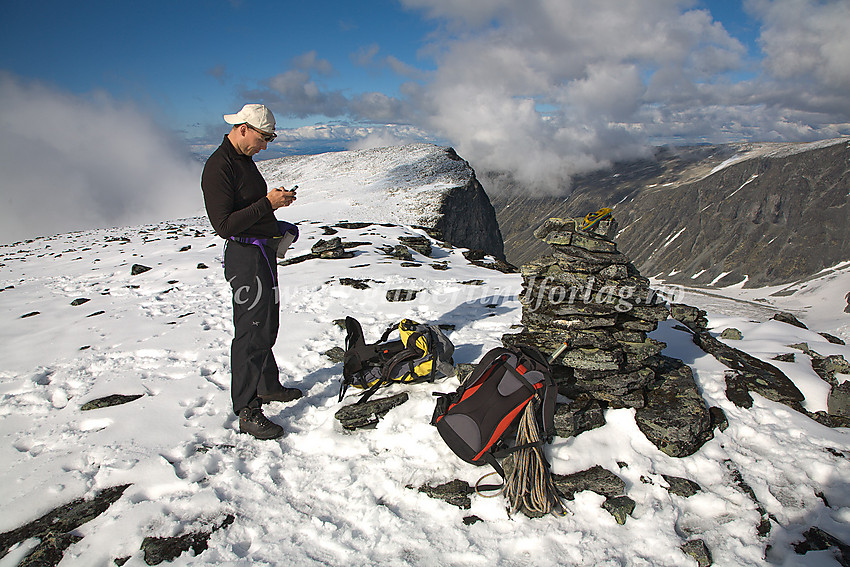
[341,317,456,403]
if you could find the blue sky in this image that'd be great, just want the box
[0,1,432,134]
[1,0,848,242]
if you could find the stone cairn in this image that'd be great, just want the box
[502,216,715,456]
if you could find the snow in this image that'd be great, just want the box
[708,138,850,176]
[727,174,759,198]
[710,271,731,286]
[1,154,849,566]
[661,227,686,249]
[257,144,473,228]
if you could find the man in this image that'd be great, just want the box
[201,103,302,440]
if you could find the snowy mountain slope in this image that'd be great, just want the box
[0,209,849,566]
[257,143,505,260]
[258,143,472,228]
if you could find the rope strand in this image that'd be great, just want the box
[503,398,566,516]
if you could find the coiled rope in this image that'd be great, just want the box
[502,398,566,516]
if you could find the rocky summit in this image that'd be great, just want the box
[502,214,716,457]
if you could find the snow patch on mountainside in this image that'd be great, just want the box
[709,137,850,176]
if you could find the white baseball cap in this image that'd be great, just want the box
[223,103,276,134]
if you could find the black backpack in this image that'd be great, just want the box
[341,316,455,403]
[430,344,557,482]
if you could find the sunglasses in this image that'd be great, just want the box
[246,124,277,142]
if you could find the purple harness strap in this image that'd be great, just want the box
[227,236,279,286]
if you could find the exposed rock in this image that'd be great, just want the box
[669,304,708,329]
[386,289,419,302]
[335,222,372,230]
[311,237,354,259]
[17,531,82,567]
[380,244,414,261]
[725,371,754,409]
[635,356,713,458]
[501,215,723,456]
[70,297,90,306]
[492,140,850,288]
[398,236,432,256]
[812,354,850,386]
[80,393,144,411]
[662,475,702,497]
[339,278,371,290]
[719,328,742,340]
[771,311,808,329]
[709,406,729,431]
[673,304,806,414]
[725,460,772,537]
[140,514,234,565]
[197,263,209,269]
[828,381,850,420]
[131,264,152,275]
[602,495,636,525]
[820,332,846,345]
[335,393,409,430]
[553,395,606,438]
[681,539,713,567]
[21,311,40,318]
[415,479,474,509]
[324,346,345,363]
[462,249,518,273]
[0,484,130,564]
[551,465,626,500]
[259,144,506,259]
[793,527,850,566]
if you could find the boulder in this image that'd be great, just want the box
[635,357,713,458]
[551,465,626,500]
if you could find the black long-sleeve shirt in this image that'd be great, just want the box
[201,135,279,239]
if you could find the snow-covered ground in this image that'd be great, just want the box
[1,168,849,566]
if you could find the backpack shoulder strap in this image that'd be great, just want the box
[462,347,513,388]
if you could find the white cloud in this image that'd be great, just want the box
[0,73,202,243]
[748,0,850,89]
[248,1,850,193]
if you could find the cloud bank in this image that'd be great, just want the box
[252,0,850,193]
[0,73,202,243]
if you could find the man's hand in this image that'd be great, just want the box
[266,186,297,210]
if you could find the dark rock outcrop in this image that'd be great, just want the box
[139,515,234,566]
[550,465,626,500]
[80,393,144,411]
[672,303,806,413]
[415,479,475,509]
[793,527,850,566]
[0,484,130,565]
[635,356,714,458]
[335,393,409,430]
[682,539,714,567]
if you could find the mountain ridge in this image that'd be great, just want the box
[490,138,850,288]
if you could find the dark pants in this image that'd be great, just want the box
[224,240,281,413]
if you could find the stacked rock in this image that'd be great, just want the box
[502,216,670,408]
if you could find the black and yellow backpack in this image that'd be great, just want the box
[340,317,456,403]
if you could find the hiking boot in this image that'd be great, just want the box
[259,387,303,404]
[238,407,284,440]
